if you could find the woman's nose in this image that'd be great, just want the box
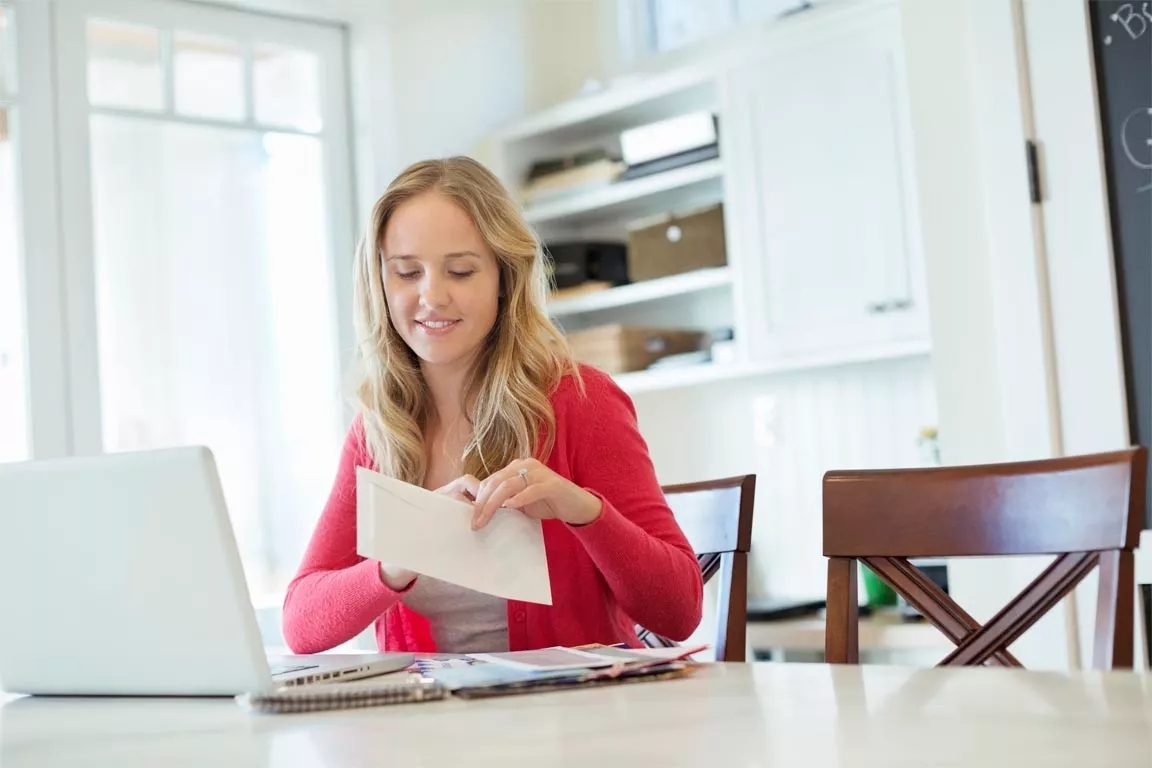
[418,274,448,308]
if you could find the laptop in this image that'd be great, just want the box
[0,446,413,696]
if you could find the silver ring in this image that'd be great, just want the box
[517,468,529,490]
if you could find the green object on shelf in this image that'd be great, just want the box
[860,564,898,607]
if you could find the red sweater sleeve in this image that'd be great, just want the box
[281,416,405,654]
[560,367,704,641]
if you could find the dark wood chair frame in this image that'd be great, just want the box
[637,474,756,662]
[822,448,1148,669]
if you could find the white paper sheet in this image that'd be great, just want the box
[355,467,553,605]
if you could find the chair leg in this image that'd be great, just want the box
[717,552,748,662]
[826,557,859,664]
[1094,549,1135,670]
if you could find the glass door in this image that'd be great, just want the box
[53,0,356,601]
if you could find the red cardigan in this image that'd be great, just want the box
[281,365,704,654]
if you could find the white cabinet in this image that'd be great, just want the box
[722,5,930,360]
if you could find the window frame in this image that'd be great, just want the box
[6,0,70,460]
[51,0,358,456]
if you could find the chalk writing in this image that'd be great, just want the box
[1106,2,1152,42]
[1120,106,1152,192]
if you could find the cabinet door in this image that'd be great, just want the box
[726,9,929,358]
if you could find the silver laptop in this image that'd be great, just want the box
[0,446,413,696]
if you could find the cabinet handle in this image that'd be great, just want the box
[866,301,890,314]
[889,299,913,311]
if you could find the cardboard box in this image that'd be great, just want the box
[626,204,727,282]
[566,324,708,374]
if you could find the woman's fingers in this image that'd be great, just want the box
[471,477,522,530]
[441,473,480,501]
[500,483,547,514]
[471,467,517,519]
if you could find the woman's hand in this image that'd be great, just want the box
[377,475,483,589]
[470,459,602,530]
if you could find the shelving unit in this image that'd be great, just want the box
[493,64,734,394]
[492,3,933,395]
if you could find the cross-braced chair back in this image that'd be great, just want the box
[823,448,1147,668]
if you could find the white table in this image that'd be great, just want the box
[3,663,1150,766]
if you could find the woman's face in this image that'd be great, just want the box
[381,191,501,372]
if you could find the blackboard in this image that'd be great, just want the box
[1089,1,1152,527]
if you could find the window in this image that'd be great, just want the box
[0,3,30,463]
[52,0,356,602]
[633,0,811,55]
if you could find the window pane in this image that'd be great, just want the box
[648,0,735,52]
[86,20,163,110]
[0,107,29,462]
[0,6,16,97]
[87,114,343,597]
[253,44,321,131]
[173,32,243,121]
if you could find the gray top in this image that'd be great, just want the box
[401,575,510,653]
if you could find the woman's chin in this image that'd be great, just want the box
[412,343,481,370]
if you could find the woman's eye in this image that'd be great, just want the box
[396,271,420,281]
[449,271,475,279]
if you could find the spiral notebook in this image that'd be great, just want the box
[238,676,447,714]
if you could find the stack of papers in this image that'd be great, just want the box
[419,645,707,699]
[469,645,699,671]
[355,467,553,604]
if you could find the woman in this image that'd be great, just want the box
[282,156,703,655]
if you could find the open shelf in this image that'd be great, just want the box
[548,268,731,317]
[523,159,723,227]
[498,67,717,144]
[613,339,933,395]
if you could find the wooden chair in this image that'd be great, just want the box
[637,474,756,662]
[822,448,1148,669]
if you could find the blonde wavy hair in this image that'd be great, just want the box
[352,156,580,485]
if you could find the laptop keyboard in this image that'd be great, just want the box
[270,663,318,677]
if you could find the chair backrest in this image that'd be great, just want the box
[822,447,1147,668]
[638,474,756,662]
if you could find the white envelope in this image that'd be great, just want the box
[355,467,553,605]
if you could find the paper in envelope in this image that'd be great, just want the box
[355,467,553,605]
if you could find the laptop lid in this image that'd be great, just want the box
[0,447,273,696]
